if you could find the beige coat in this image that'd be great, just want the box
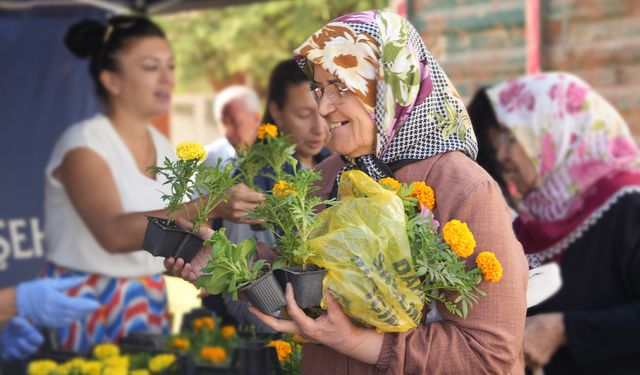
[302,152,528,375]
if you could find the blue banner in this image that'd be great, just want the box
[0,7,108,287]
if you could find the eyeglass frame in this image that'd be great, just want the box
[309,80,351,104]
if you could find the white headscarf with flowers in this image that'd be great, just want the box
[294,10,477,181]
[487,72,640,222]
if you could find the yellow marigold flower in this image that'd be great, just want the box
[148,353,176,373]
[442,219,476,258]
[81,361,102,375]
[258,123,279,139]
[268,340,293,362]
[379,177,401,192]
[27,360,58,375]
[200,346,227,364]
[57,357,85,375]
[102,366,127,375]
[272,180,295,196]
[411,181,435,210]
[93,343,120,359]
[176,141,207,161]
[172,337,190,351]
[104,355,129,370]
[221,325,236,339]
[131,370,151,375]
[476,251,503,282]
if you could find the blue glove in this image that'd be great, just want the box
[16,277,100,327]
[0,316,44,360]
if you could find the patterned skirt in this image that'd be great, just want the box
[43,263,170,353]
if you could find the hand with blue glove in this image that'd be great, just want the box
[0,316,44,360]
[16,277,100,327]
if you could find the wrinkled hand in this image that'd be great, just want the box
[164,218,213,283]
[524,313,566,368]
[0,317,44,360]
[212,183,263,223]
[16,277,99,328]
[249,284,381,364]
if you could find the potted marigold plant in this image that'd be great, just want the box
[250,167,334,308]
[144,142,236,262]
[196,229,286,314]
[235,123,297,192]
[143,141,204,259]
[379,177,503,318]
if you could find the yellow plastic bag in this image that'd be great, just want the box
[309,170,424,332]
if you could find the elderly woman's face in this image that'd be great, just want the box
[489,127,539,196]
[312,66,376,158]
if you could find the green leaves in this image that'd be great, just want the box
[235,133,298,191]
[196,229,266,300]
[151,156,200,221]
[191,160,236,231]
[408,212,483,318]
[250,168,334,268]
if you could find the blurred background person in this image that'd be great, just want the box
[468,72,640,374]
[262,58,331,169]
[203,85,261,168]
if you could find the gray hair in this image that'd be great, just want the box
[213,85,261,125]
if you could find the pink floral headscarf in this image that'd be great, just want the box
[487,72,640,266]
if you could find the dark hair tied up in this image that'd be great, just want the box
[63,16,166,102]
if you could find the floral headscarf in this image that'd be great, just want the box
[294,10,477,182]
[487,72,640,266]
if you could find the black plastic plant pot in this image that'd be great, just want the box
[241,271,286,314]
[173,231,203,263]
[230,345,282,375]
[274,266,327,308]
[142,216,189,257]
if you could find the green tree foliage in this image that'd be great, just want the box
[155,0,388,93]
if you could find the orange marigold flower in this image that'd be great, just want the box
[171,338,190,351]
[258,123,279,140]
[193,316,214,331]
[201,316,215,330]
[442,219,476,258]
[379,177,401,192]
[200,346,227,364]
[268,340,292,362]
[221,325,236,339]
[272,180,295,196]
[410,181,435,210]
[476,251,503,282]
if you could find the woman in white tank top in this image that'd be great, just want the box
[45,16,263,353]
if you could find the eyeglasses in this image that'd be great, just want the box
[309,82,350,104]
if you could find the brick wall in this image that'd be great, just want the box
[410,0,640,139]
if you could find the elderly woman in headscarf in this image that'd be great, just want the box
[468,72,640,374]
[245,10,528,374]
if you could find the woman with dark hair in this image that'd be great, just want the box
[468,72,640,374]
[45,16,261,352]
[168,10,528,374]
[263,58,331,168]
